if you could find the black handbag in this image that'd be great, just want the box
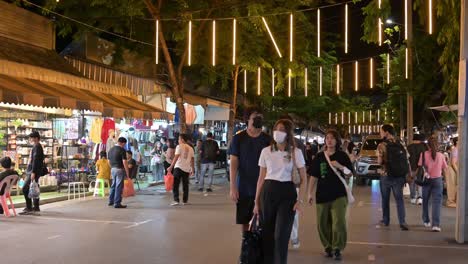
[41,162,49,176]
[415,152,428,186]
[239,215,263,264]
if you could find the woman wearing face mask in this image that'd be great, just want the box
[253,119,307,264]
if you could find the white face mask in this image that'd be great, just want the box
[273,131,287,144]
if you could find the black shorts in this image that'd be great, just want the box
[236,197,255,225]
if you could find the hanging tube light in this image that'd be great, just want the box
[317,9,321,57]
[155,20,159,64]
[232,19,237,65]
[262,17,283,58]
[188,20,192,66]
[272,68,275,97]
[345,4,349,54]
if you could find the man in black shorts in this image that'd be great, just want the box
[229,106,271,231]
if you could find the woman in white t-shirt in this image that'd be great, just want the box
[168,134,194,206]
[253,119,307,264]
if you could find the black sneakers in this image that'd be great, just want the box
[206,188,213,192]
[325,248,333,258]
[400,224,409,231]
[334,250,342,261]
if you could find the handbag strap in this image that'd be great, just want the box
[323,151,349,191]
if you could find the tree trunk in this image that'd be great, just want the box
[228,65,240,144]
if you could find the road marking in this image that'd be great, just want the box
[124,219,153,229]
[47,235,62,240]
[37,216,134,225]
[349,241,468,250]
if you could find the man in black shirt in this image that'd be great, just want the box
[199,132,219,192]
[407,134,426,205]
[20,131,45,215]
[108,137,129,209]
[0,157,18,215]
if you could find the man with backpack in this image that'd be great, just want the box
[377,124,410,231]
[198,132,220,192]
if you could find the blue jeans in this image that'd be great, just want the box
[409,171,422,199]
[199,163,215,189]
[422,177,443,227]
[152,163,164,182]
[381,176,407,225]
[109,168,125,206]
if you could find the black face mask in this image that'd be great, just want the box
[252,116,263,129]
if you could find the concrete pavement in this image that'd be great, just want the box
[1,177,467,264]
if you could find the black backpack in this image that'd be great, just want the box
[385,140,409,178]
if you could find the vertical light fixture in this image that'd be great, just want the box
[355,112,358,123]
[232,19,237,65]
[386,53,390,84]
[355,61,359,91]
[378,109,381,122]
[304,68,308,97]
[244,70,247,94]
[363,111,366,123]
[370,58,374,88]
[319,66,323,96]
[429,0,433,34]
[288,68,292,97]
[405,0,408,40]
[341,112,345,125]
[212,20,216,66]
[188,20,192,66]
[336,64,340,95]
[317,9,321,57]
[378,0,381,9]
[272,68,275,97]
[405,48,409,79]
[370,110,373,122]
[348,112,351,124]
[155,20,159,64]
[290,13,294,62]
[335,113,338,125]
[329,112,332,125]
[345,4,348,54]
[257,67,261,95]
[262,17,283,58]
[378,18,383,46]
[384,108,387,120]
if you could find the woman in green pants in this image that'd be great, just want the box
[307,130,353,261]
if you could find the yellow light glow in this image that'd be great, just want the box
[304,68,308,97]
[378,18,382,46]
[345,4,348,54]
[155,20,159,64]
[288,68,292,97]
[272,68,275,97]
[244,70,247,94]
[233,19,236,65]
[335,113,338,125]
[329,112,332,125]
[363,111,365,123]
[341,112,344,125]
[212,20,216,66]
[353,125,356,134]
[317,9,321,58]
[378,109,381,122]
[355,112,358,123]
[188,20,192,66]
[355,61,359,91]
[370,58,374,88]
[348,112,351,124]
[387,53,390,84]
[319,66,323,96]
[262,17,282,58]
[358,125,361,134]
[384,108,387,120]
[405,48,409,79]
[429,0,433,34]
[257,67,261,95]
[336,64,340,95]
[378,0,381,9]
[405,0,408,40]
[370,110,373,122]
[290,13,294,62]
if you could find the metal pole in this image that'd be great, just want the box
[456,0,468,244]
[406,0,414,145]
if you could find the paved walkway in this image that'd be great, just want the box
[1,177,467,264]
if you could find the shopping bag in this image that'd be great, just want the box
[164,172,174,192]
[403,183,411,196]
[28,181,40,199]
[239,215,263,264]
[122,179,136,197]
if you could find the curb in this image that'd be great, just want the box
[13,192,94,208]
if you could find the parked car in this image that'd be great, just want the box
[355,135,383,185]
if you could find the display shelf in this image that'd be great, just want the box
[8,126,52,130]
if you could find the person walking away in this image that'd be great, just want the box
[108,137,130,209]
[164,139,176,175]
[20,131,45,215]
[419,136,447,231]
[0,157,19,215]
[377,124,410,230]
[194,139,202,184]
[407,134,427,205]
[168,134,195,206]
[446,137,458,208]
[228,106,271,233]
[199,132,220,192]
[96,151,111,186]
[253,119,307,264]
[307,130,354,261]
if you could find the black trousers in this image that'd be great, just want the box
[261,180,297,264]
[173,168,189,203]
[22,174,40,210]
[163,161,171,175]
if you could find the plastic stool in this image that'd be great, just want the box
[93,179,110,197]
[68,182,86,200]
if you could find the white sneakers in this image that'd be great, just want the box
[424,222,431,228]
[432,226,441,232]
[417,198,423,205]
[411,198,417,204]
[291,239,301,249]
[170,201,180,206]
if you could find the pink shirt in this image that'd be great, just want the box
[418,151,447,178]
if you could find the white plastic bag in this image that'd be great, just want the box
[403,183,411,196]
[28,181,40,199]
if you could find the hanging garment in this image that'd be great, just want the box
[185,104,197,125]
[90,118,103,144]
[101,119,116,144]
